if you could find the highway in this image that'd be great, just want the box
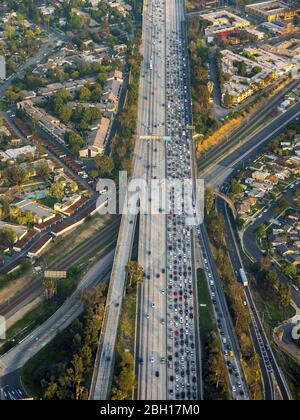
[89,0,161,398]
[91,0,202,401]
[0,248,115,400]
[136,0,167,401]
[217,194,292,400]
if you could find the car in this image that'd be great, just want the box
[150,357,155,363]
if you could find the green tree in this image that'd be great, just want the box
[0,227,17,248]
[79,86,92,101]
[223,91,234,108]
[231,179,243,195]
[50,181,65,200]
[126,261,143,288]
[278,283,291,309]
[255,223,266,240]
[5,165,27,185]
[66,131,85,156]
[282,262,297,279]
[36,161,51,181]
[95,155,115,176]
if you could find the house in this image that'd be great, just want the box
[108,69,124,84]
[252,170,270,181]
[0,145,36,162]
[0,221,27,242]
[265,175,278,185]
[276,244,291,256]
[243,196,258,207]
[270,234,288,246]
[54,194,82,216]
[103,79,122,109]
[13,199,56,225]
[288,254,300,266]
[82,117,111,158]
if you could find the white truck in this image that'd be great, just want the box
[239,268,248,287]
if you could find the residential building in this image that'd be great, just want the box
[13,199,56,225]
[246,1,297,22]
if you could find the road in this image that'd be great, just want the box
[0,33,58,100]
[201,100,300,188]
[217,193,292,400]
[90,0,168,400]
[0,248,115,400]
[91,0,202,401]
[136,0,167,401]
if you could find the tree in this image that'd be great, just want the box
[59,105,73,124]
[282,262,297,279]
[1,195,10,215]
[260,256,271,270]
[262,270,280,295]
[5,165,27,186]
[50,181,65,200]
[65,355,86,400]
[112,351,136,399]
[278,283,291,309]
[88,170,98,179]
[0,227,17,248]
[70,181,78,193]
[231,179,243,195]
[205,188,215,215]
[36,161,51,181]
[276,197,289,213]
[223,91,234,108]
[43,277,57,300]
[43,381,59,400]
[66,131,85,156]
[126,261,143,288]
[95,155,114,176]
[255,223,266,240]
[79,86,92,101]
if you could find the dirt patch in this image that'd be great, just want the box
[42,213,113,267]
[0,271,34,306]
